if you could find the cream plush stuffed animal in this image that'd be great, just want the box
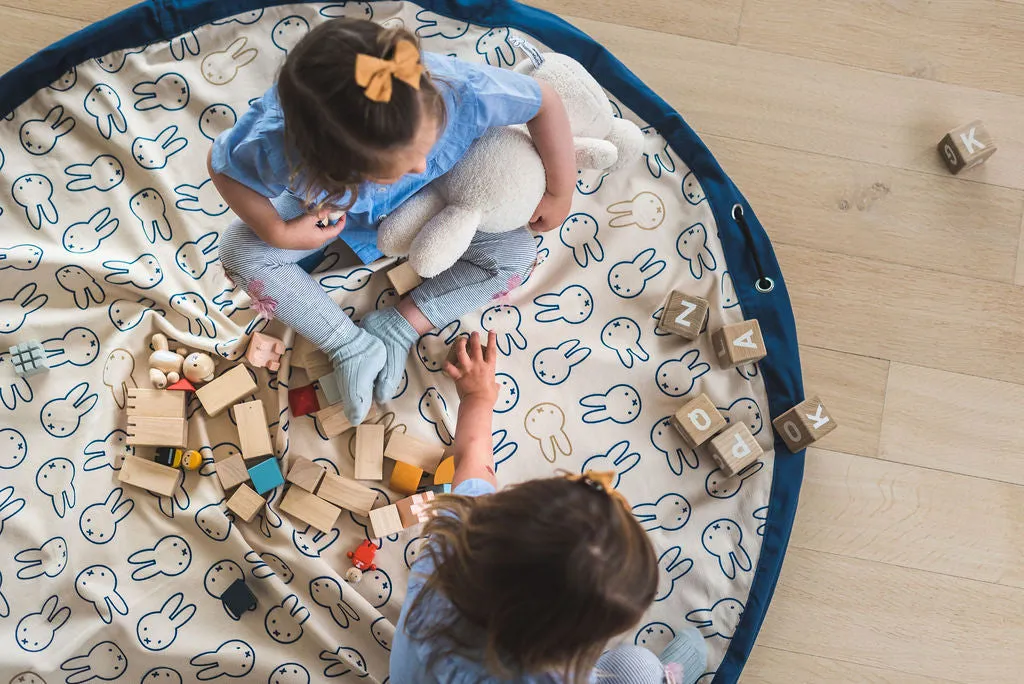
[378,53,643,277]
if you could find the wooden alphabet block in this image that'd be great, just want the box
[126,416,188,448]
[708,423,764,477]
[658,291,709,340]
[384,432,446,473]
[126,388,185,419]
[291,335,333,380]
[396,491,436,528]
[316,473,378,516]
[772,396,837,452]
[232,399,273,460]
[118,455,180,497]
[387,261,423,296]
[368,504,404,538]
[245,332,285,371]
[389,461,424,496]
[354,424,385,480]
[226,483,265,522]
[286,456,326,492]
[670,393,727,447]
[215,453,250,491]
[196,365,257,416]
[710,320,766,368]
[280,485,340,533]
[938,120,996,174]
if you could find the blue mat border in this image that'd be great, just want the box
[0,1,806,680]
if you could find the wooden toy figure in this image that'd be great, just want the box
[148,333,186,388]
[182,351,215,384]
[246,332,285,371]
[345,540,378,583]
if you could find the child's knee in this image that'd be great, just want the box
[498,228,538,281]
[218,220,263,282]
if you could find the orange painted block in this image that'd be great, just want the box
[389,461,423,496]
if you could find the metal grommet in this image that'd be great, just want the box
[731,204,743,220]
[755,277,775,293]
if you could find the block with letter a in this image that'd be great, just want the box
[937,120,996,174]
[708,423,763,477]
[772,395,837,452]
[658,291,709,340]
[670,393,727,447]
[710,319,766,368]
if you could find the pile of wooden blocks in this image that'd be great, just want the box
[658,289,837,473]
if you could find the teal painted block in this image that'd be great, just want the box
[248,458,284,495]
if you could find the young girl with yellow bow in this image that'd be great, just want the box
[391,331,708,683]
[210,19,574,423]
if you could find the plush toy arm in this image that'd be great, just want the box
[575,137,619,171]
[377,185,447,257]
[409,205,483,278]
[604,118,645,172]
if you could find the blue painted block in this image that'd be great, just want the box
[9,341,48,377]
[248,458,284,495]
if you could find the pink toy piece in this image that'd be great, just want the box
[246,332,285,371]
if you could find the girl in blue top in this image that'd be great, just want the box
[391,331,708,683]
[210,19,575,424]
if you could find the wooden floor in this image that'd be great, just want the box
[3,1,1022,681]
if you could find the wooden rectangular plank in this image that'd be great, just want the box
[316,473,378,516]
[777,244,1024,385]
[291,335,333,379]
[384,432,446,473]
[758,547,1024,681]
[118,456,180,497]
[280,486,340,533]
[739,0,1024,98]
[354,424,385,480]
[232,399,273,460]
[744,645,958,684]
[569,17,1024,189]
[706,134,1024,283]
[529,0,743,44]
[797,346,887,458]
[794,449,1024,588]
[196,365,256,417]
[126,417,188,448]
[1017,211,1024,287]
[126,389,186,419]
[879,363,1024,485]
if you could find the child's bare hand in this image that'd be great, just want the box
[273,211,346,250]
[444,331,498,405]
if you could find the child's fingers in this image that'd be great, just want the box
[455,335,472,368]
[443,361,463,380]
[467,331,484,360]
[483,331,498,365]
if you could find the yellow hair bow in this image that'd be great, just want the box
[354,40,423,103]
[564,470,631,510]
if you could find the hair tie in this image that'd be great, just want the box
[564,470,631,510]
[354,40,423,103]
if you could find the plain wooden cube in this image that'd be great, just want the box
[126,388,185,419]
[316,473,378,516]
[658,291,710,340]
[286,456,326,492]
[127,416,188,448]
[708,423,764,477]
[196,365,257,416]
[215,453,250,491]
[232,400,273,460]
[670,393,727,447]
[226,483,265,522]
[384,432,446,473]
[280,486,340,533]
[118,456,180,497]
[772,396,837,452]
[369,504,404,538]
[938,120,996,174]
[711,320,766,368]
[387,261,423,296]
[354,424,385,480]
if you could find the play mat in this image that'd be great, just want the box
[0,1,804,682]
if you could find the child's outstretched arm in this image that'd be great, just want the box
[207,148,342,250]
[443,331,499,488]
[526,82,576,233]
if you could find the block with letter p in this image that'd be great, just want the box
[670,393,727,447]
[938,120,996,174]
[772,396,837,452]
[658,291,709,340]
[708,423,763,477]
[711,320,766,368]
